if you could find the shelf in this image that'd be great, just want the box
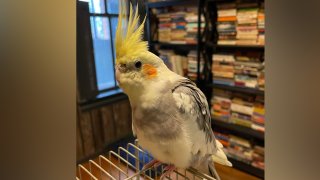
[228,157,264,178]
[146,0,198,8]
[150,42,197,49]
[210,83,265,96]
[212,118,264,140]
[206,42,264,50]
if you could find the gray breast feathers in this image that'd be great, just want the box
[132,90,184,141]
[171,79,216,146]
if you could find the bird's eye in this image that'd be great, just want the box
[134,61,142,69]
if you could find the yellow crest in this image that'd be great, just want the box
[115,1,148,63]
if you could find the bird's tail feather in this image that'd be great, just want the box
[212,140,232,167]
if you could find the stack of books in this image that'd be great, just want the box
[214,131,230,147]
[170,11,188,44]
[186,50,203,81]
[230,93,255,128]
[212,54,235,86]
[214,131,265,168]
[258,3,265,45]
[251,96,265,132]
[236,3,259,45]
[217,3,237,45]
[158,49,173,69]
[158,50,203,82]
[215,2,265,45]
[212,51,264,90]
[155,7,204,44]
[234,53,263,88]
[211,89,266,133]
[235,51,264,89]
[211,88,232,121]
[158,13,171,42]
[258,62,265,90]
[228,135,253,164]
[158,50,187,77]
[185,8,205,44]
[252,145,265,170]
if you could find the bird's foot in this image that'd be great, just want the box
[160,165,176,179]
[142,159,162,171]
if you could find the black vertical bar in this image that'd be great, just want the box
[196,0,202,85]
[104,0,107,13]
[105,0,118,88]
[211,1,218,101]
[146,4,151,49]
[77,1,99,102]
[108,18,117,88]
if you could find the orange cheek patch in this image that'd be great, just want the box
[142,64,157,78]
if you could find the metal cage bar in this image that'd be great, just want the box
[77,141,216,180]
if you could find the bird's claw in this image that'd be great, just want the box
[142,159,162,171]
[160,165,176,179]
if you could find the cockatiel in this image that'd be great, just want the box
[115,2,232,179]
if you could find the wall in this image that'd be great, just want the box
[76,99,132,161]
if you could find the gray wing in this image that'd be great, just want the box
[172,78,216,147]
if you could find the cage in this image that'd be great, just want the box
[77,140,218,180]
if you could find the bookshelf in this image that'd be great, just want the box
[206,0,265,177]
[145,0,265,178]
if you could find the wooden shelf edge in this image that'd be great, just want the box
[150,42,198,47]
[212,118,265,140]
[209,83,265,95]
[229,157,265,178]
[206,42,265,49]
[146,0,198,8]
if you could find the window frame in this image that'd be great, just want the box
[78,0,128,111]
[89,1,119,94]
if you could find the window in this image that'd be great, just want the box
[79,0,120,94]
